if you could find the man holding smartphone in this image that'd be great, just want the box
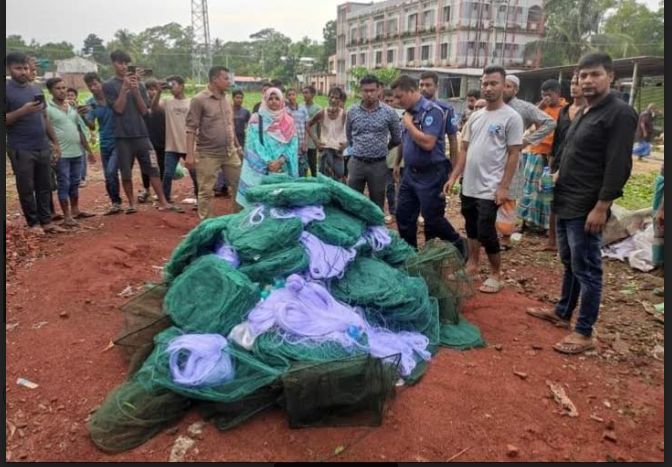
[5,52,65,234]
[102,50,179,214]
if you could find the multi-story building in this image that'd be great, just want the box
[336,0,544,88]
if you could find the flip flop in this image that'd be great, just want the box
[73,211,96,219]
[103,205,122,216]
[157,205,185,213]
[526,307,570,328]
[125,207,138,215]
[553,334,595,355]
[479,277,502,294]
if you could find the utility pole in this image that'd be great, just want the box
[191,0,212,84]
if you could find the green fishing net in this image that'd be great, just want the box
[252,331,369,370]
[280,355,399,428]
[373,230,418,267]
[243,181,332,207]
[313,174,385,225]
[114,284,173,374]
[439,315,486,349]
[163,215,233,283]
[404,239,472,325]
[164,255,260,335]
[224,210,303,261]
[87,380,191,454]
[305,205,366,247]
[238,244,309,285]
[134,327,284,403]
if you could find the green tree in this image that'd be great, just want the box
[601,0,664,57]
[82,33,108,64]
[320,20,337,70]
[349,66,399,93]
[524,0,615,66]
[37,41,75,62]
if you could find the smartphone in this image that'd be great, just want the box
[127,65,136,74]
[33,94,45,105]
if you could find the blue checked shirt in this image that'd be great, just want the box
[346,102,401,159]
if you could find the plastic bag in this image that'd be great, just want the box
[174,162,187,180]
[495,200,516,236]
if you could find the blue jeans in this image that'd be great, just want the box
[56,156,83,202]
[163,151,198,203]
[555,217,603,337]
[101,145,121,205]
[385,168,398,215]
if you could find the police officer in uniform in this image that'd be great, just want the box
[391,75,465,257]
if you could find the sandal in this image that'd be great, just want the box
[479,277,502,294]
[526,307,570,329]
[61,218,79,228]
[157,205,185,213]
[103,205,122,216]
[125,207,138,215]
[553,333,595,355]
[73,211,96,219]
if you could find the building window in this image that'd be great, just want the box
[406,47,415,62]
[443,6,451,23]
[421,45,431,60]
[375,51,383,65]
[360,25,368,40]
[387,18,398,35]
[422,10,435,29]
[351,54,357,66]
[387,49,395,64]
[350,28,357,43]
[360,53,366,65]
[375,21,384,38]
[407,13,417,32]
[440,43,449,59]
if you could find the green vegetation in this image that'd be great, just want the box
[619,171,658,210]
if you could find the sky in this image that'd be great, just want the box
[6,0,344,49]
[6,0,661,50]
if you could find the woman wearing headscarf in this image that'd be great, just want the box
[236,87,298,208]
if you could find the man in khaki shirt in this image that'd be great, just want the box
[185,66,241,218]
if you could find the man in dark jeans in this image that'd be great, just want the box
[391,75,464,257]
[526,52,638,355]
[5,52,65,234]
[139,79,167,203]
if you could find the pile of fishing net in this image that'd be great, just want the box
[89,174,484,453]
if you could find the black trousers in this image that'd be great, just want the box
[306,148,318,177]
[140,147,166,190]
[7,148,53,227]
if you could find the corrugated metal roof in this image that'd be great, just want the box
[513,56,664,80]
[399,66,524,77]
[54,57,98,73]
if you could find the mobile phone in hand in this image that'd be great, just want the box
[127,65,137,74]
[33,94,45,105]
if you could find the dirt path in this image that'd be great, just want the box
[5,166,664,462]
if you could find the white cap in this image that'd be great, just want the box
[505,75,520,87]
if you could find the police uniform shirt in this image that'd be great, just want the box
[401,96,446,167]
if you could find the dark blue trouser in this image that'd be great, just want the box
[56,156,83,202]
[555,216,603,337]
[396,161,462,255]
[101,145,122,205]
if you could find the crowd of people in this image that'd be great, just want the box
[6,49,659,355]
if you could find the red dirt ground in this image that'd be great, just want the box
[5,166,665,462]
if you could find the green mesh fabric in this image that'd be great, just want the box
[305,205,367,247]
[330,257,441,346]
[404,239,471,325]
[164,255,260,335]
[224,210,303,261]
[163,216,233,283]
[374,230,417,267]
[281,355,399,428]
[238,244,309,285]
[243,181,332,207]
[252,331,369,369]
[134,327,284,402]
[87,380,191,454]
[198,383,283,432]
[313,174,385,225]
[439,315,486,350]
